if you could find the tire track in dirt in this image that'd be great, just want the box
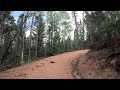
[71,56,84,79]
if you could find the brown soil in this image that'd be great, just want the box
[0,50,89,79]
[0,49,119,79]
[75,52,119,79]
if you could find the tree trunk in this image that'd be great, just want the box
[28,11,35,63]
[36,13,41,59]
[0,32,18,65]
[82,12,85,49]
[73,11,78,31]
[21,11,28,65]
[36,29,38,60]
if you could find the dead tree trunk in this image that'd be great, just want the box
[0,32,18,65]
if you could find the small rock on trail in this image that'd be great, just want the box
[50,61,55,63]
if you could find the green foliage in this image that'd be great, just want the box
[84,11,120,51]
[4,11,120,71]
[65,36,73,52]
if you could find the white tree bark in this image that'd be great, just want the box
[21,11,28,65]
[28,11,35,63]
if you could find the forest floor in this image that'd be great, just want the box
[0,49,119,79]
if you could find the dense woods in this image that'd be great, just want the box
[0,11,120,71]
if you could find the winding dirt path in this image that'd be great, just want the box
[0,50,89,79]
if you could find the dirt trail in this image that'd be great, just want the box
[0,50,89,79]
[71,56,85,79]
